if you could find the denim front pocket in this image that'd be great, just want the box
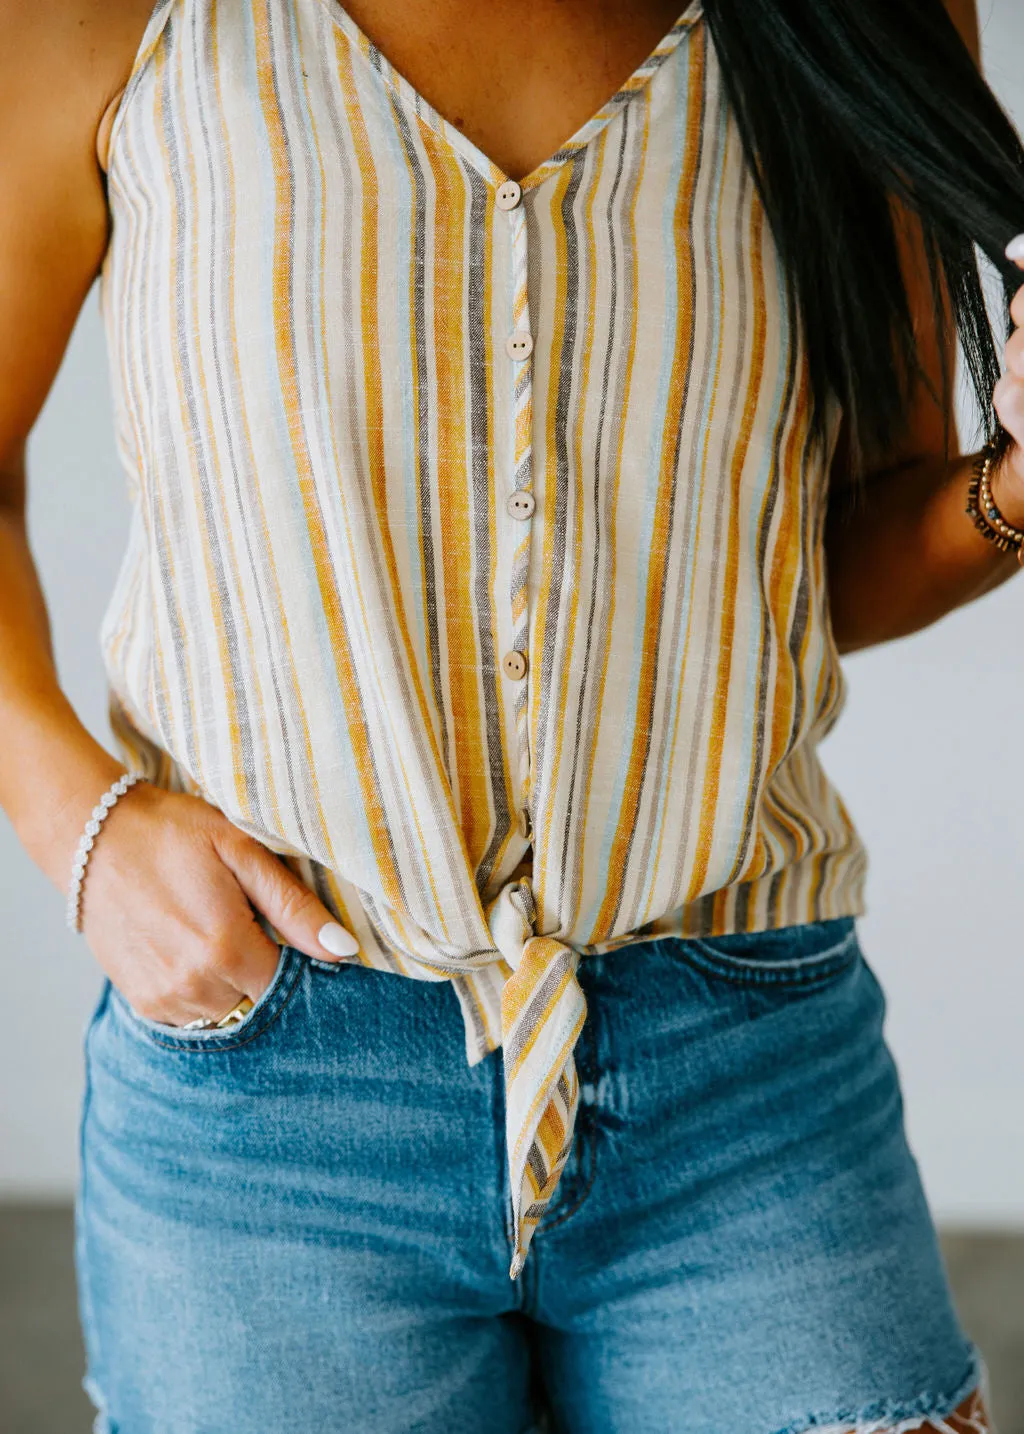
[108,942,304,1052]
[673,917,860,989]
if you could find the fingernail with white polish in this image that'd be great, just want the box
[318,921,360,957]
[1005,234,1024,261]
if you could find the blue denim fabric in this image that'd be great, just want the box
[76,918,981,1434]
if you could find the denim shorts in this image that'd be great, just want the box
[75,917,984,1434]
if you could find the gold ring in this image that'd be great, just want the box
[213,995,254,1028]
[182,995,255,1031]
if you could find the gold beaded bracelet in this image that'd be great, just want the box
[965,432,1024,566]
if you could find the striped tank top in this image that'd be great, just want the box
[99,0,867,1278]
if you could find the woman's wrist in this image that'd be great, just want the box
[987,441,1024,532]
[0,693,129,889]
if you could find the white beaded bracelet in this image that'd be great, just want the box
[66,772,146,933]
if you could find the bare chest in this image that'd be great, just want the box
[338,0,690,180]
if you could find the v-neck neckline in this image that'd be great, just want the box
[316,0,705,193]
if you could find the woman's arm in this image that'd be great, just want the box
[824,413,1024,656]
[0,0,149,873]
[0,0,355,1022]
[824,0,1024,654]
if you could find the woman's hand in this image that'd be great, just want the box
[77,780,359,1027]
[989,235,1024,527]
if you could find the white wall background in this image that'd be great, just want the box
[1,2,1023,1219]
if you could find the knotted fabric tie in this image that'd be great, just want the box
[487,879,588,1279]
[500,934,587,1277]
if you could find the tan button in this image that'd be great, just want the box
[502,650,528,680]
[496,180,522,211]
[506,490,535,520]
[506,330,534,361]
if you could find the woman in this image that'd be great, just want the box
[1,0,1022,1428]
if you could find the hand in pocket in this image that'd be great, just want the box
[76,783,358,1028]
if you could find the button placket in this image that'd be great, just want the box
[498,186,535,811]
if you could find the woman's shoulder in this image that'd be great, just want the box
[0,0,159,174]
[939,0,980,64]
[0,0,162,429]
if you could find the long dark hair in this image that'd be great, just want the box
[702,0,1024,478]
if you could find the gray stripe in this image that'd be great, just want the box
[389,95,448,775]
[510,562,529,603]
[502,947,575,1073]
[450,974,490,1050]
[527,1144,548,1191]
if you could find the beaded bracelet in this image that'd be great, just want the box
[66,771,147,933]
[966,434,1024,565]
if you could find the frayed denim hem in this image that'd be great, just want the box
[782,1346,993,1434]
[84,1372,117,1434]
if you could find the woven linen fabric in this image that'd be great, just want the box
[97,0,868,1278]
